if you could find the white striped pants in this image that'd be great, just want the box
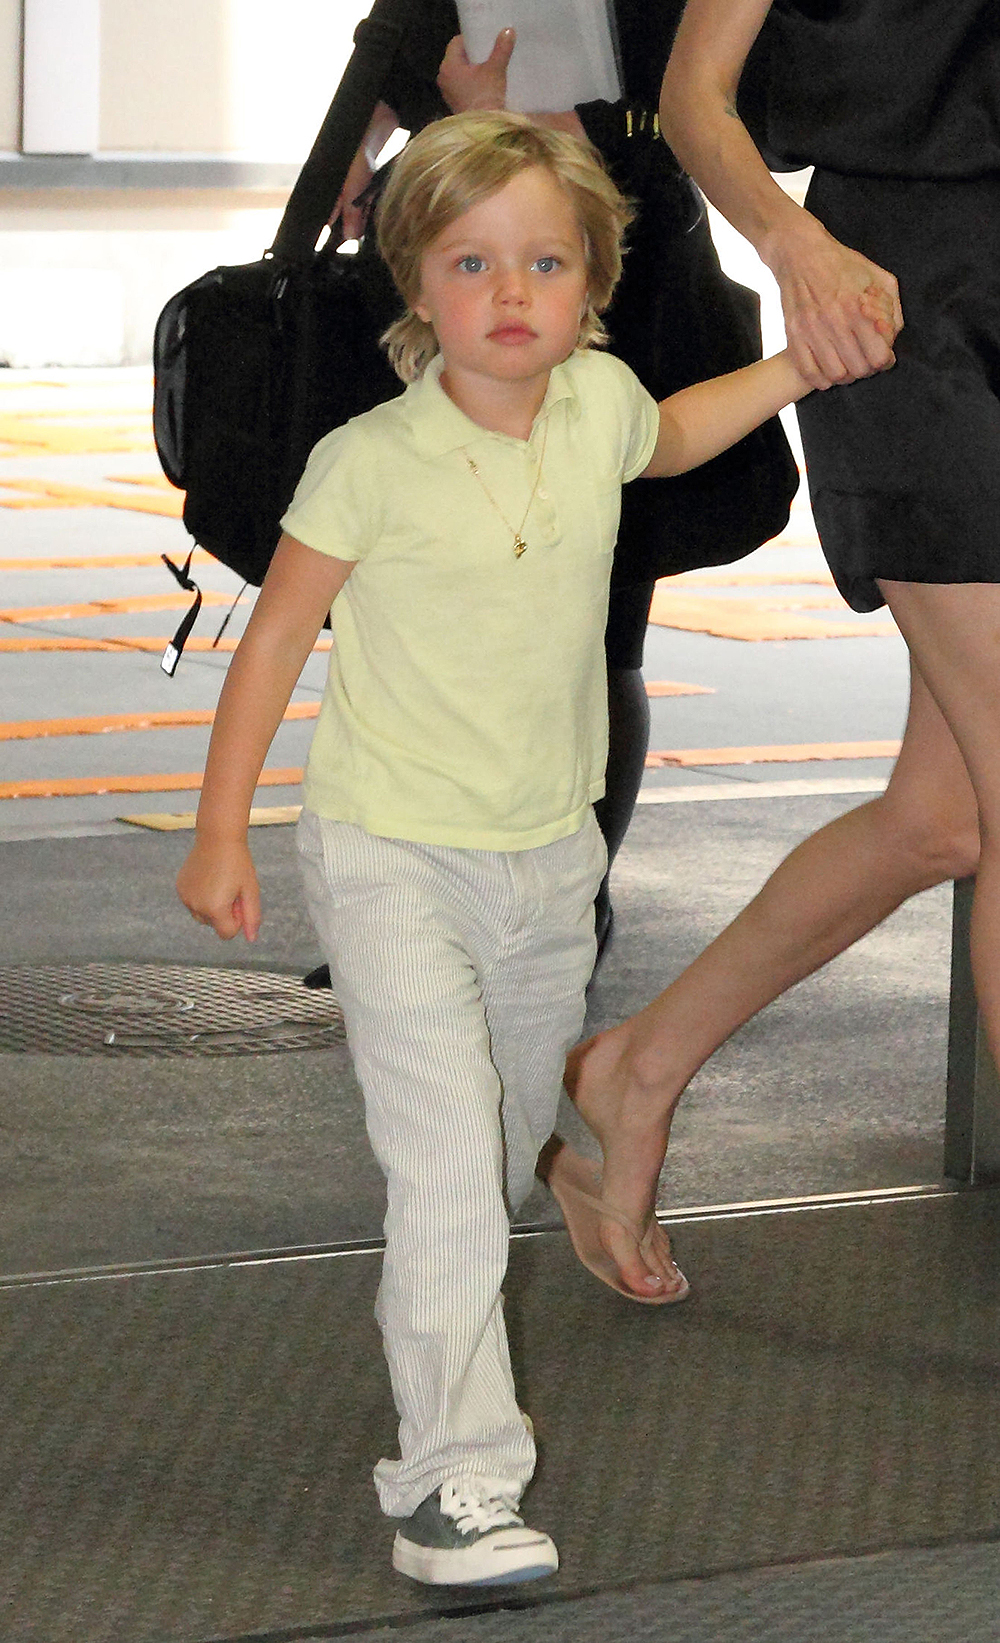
[297,808,605,1517]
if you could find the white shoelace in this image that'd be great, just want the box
[440,1480,523,1535]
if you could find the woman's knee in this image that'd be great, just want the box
[876,786,980,884]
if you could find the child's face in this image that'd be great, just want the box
[414,165,590,407]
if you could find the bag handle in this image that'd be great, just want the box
[268,0,412,264]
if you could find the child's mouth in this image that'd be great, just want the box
[488,325,537,344]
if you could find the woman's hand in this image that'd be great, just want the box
[658,0,902,390]
[763,214,903,391]
[332,145,377,240]
[176,836,261,943]
[437,28,516,112]
[329,100,399,238]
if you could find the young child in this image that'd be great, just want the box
[176,109,857,1587]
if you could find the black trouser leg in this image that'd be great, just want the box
[591,578,655,964]
[592,665,650,955]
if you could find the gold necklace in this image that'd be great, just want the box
[465,421,549,558]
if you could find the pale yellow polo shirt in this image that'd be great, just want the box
[281,348,659,851]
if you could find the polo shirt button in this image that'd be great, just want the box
[537,488,549,500]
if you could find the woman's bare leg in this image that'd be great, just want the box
[550,653,980,1298]
[881,583,1000,1064]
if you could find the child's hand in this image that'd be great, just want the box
[858,283,899,356]
[792,283,897,391]
[176,837,261,942]
[766,221,901,389]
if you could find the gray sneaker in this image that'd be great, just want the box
[392,1478,559,1586]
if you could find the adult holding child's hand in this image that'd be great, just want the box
[660,0,902,391]
[759,222,900,389]
[548,0,1000,1304]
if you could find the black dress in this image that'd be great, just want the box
[750,0,1000,612]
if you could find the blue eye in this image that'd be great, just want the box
[533,256,560,273]
[457,255,486,273]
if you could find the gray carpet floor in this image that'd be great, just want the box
[354,1544,1000,1643]
[3,1189,999,1642]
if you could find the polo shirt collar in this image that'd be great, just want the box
[408,352,582,457]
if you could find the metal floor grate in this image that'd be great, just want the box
[0,962,345,1057]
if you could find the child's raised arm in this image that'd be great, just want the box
[640,330,891,480]
[641,350,809,480]
[176,534,354,941]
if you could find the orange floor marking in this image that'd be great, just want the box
[0,769,302,801]
[0,414,153,456]
[1,702,319,741]
[0,744,902,801]
[104,473,177,490]
[645,740,901,768]
[120,805,302,832]
[645,681,715,697]
[0,635,332,654]
[0,402,152,414]
[647,589,897,640]
[0,494,94,511]
[0,478,182,516]
[0,592,246,623]
[1,551,213,572]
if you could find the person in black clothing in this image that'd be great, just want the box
[549,0,1000,1303]
[301,0,795,989]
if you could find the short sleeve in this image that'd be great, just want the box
[606,354,661,483]
[280,419,381,563]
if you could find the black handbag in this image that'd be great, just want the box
[152,0,432,672]
[577,105,799,585]
[153,238,402,586]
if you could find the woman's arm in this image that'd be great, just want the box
[642,349,808,479]
[660,0,902,390]
[331,101,401,238]
[176,535,354,941]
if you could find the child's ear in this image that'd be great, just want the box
[414,292,431,324]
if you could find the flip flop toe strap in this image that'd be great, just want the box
[558,1176,650,1248]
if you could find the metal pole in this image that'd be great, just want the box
[944,877,1000,1183]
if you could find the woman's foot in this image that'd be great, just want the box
[538,1136,688,1304]
[551,1023,683,1296]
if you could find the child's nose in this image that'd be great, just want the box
[495,267,529,304]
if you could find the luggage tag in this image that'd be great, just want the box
[159,549,202,676]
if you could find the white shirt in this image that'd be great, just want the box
[456,0,623,113]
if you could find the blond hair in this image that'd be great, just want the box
[375,110,632,382]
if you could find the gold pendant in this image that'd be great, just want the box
[513,536,527,558]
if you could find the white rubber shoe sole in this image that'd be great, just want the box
[392,1524,559,1586]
